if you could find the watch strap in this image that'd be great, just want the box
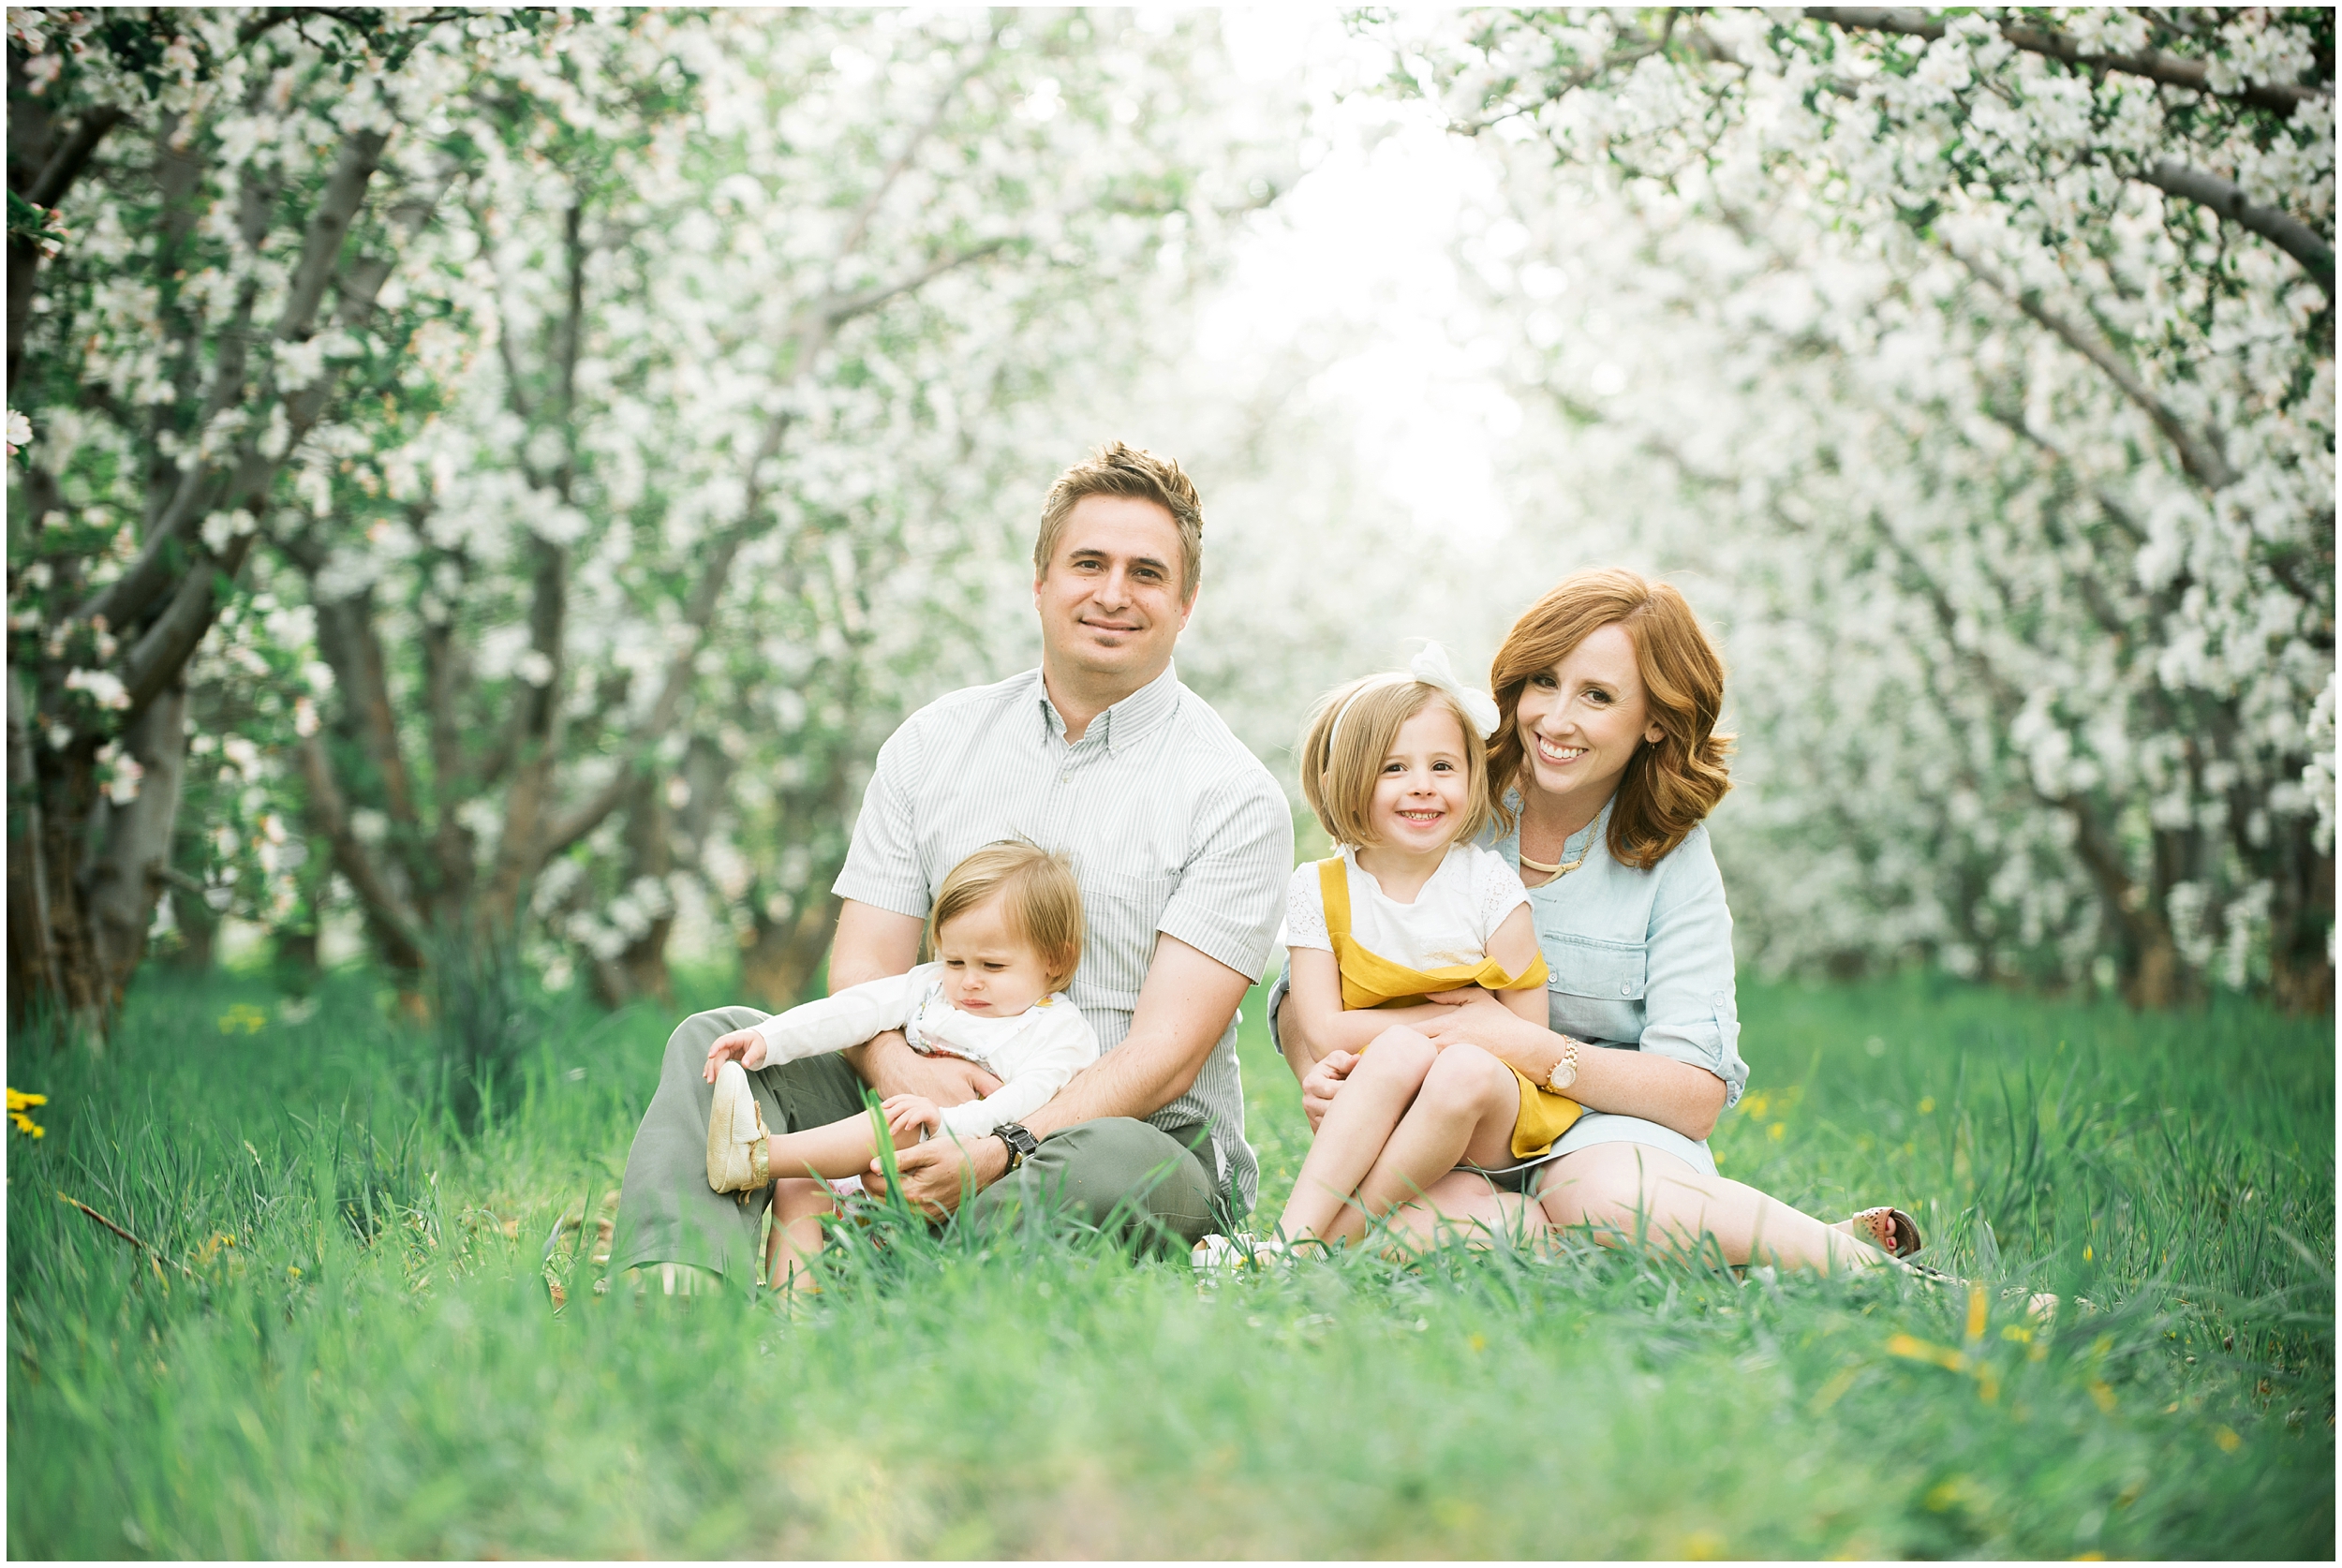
[993,1121,1039,1171]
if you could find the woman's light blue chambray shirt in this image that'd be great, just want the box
[1269,797,1747,1179]
[1482,799,1747,1179]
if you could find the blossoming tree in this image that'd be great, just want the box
[216,10,1270,1004]
[6,7,570,1033]
[1390,6,2332,1006]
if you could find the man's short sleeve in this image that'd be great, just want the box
[830,724,930,919]
[1156,770,1294,983]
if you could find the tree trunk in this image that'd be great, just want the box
[162,883,219,972]
[2123,932,2186,1011]
[591,770,676,1008]
[740,889,843,1011]
[2268,821,2335,1014]
[6,681,189,1043]
[82,682,190,984]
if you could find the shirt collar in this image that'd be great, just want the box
[1035,660,1181,753]
[1495,791,1613,859]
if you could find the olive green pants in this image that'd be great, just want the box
[609,1006,1223,1281]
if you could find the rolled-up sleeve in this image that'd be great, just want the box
[1156,771,1293,983]
[1637,833,1750,1106]
[831,725,931,919]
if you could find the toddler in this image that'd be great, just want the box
[702,839,1096,1286]
[1221,644,1582,1261]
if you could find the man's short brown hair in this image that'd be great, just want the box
[1031,441,1204,602]
[926,839,1085,992]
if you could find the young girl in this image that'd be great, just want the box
[1259,643,1583,1254]
[701,840,1097,1287]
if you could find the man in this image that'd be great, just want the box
[610,442,1291,1282]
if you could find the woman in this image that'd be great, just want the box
[1276,569,1918,1270]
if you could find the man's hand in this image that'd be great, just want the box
[1300,1049,1357,1132]
[882,1093,943,1141]
[867,1129,1010,1218]
[703,1027,768,1083]
[850,1029,1003,1105]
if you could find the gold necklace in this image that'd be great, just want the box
[1519,825,1592,878]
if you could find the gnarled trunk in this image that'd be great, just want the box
[6,680,188,1041]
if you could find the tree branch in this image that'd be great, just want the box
[24,105,128,208]
[1804,8,2329,118]
[1946,239,2238,491]
[311,587,423,844]
[421,597,474,897]
[117,530,253,713]
[296,734,428,969]
[532,411,798,866]
[2138,159,2335,298]
[830,37,997,267]
[82,127,395,637]
[274,128,389,339]
[805,239,1011,336]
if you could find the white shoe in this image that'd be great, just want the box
[1191,1233,1285,1272]
[706,1061,773,1193]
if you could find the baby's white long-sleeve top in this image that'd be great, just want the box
[749,961,1098,1142]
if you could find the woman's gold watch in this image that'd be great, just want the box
[1545,1038,1580,1094]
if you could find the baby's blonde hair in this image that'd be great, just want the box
[1298,679,1492,849]
[927,840,1084,991]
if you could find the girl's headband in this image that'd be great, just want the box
[1326,642,1502,749]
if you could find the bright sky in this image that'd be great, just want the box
[1206,9,1522,546]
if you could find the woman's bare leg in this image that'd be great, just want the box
[1534,1142,1889,1272]
[1379,1169,1549,1254]
[765,1177,836,1291]
[1276,1027,1438,1242]
[1329,1044,1521,1247]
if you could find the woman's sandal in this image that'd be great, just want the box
[1843,1206,1925,1258]
[706,1060,774,1194]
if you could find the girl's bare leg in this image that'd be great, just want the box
[1378,1169,1549,1254]
[1276,1027,1438,1242]
[1329,1043,1520,1247]
[1534,1142,1889,1272]
[767,1110,916,1183]
[765,1177,836,1292]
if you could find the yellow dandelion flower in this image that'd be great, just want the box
[7,1087,46,1138]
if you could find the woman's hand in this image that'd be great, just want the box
[1300,1050,1358,1132]
[1416,988,1540,1057]
[703,1027,768,1083]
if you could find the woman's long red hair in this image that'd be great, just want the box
[1488,569,1733,869]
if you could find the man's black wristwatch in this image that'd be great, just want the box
[992,1122,1039,1172]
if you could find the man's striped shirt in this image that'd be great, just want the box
[832,661,1292,1213]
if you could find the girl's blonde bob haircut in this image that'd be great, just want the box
[926,839,1084,992]
[1488,568,1733,870]
[1298,679,1493,850]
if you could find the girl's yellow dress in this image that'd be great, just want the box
[1317,857,1583,1161]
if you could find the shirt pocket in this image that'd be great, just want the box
[1542,932,1648,1001]
[1073,868,1178,1000]
[1539,931,1648,1047]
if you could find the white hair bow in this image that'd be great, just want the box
[1328,641,1502,745]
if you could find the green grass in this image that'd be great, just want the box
[7,968,2333,1558]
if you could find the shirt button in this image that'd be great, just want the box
[1620,983,1633,996]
